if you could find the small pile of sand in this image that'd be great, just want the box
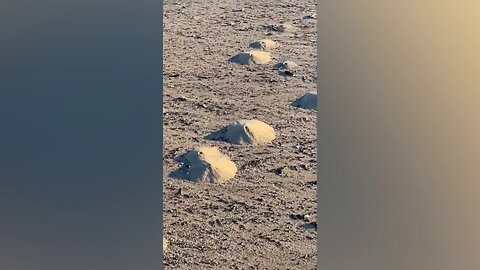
[178,147,237,183]
[273,61,299,70]
[229,51,272,65]
[218,119,276,145]
[292,92,317,110]
[249,39,278,50]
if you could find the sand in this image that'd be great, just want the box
[208,119,276,145]
[292,92,317,110]
[164,237,169,251]
[163,0,317,269]
[173,147,238,183]
[274,61,299,71]
[229,51,272,65]
[249,39,279,50]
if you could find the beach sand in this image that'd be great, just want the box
[163,0,317,268]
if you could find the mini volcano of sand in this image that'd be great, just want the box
[292,92,317,110]
[229,51,272,65]
[249,39,278,50]
[177,147,237,183]
[209,120,276,145]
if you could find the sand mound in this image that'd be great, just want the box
[229,51,272,65]
[273,61,299,70]
[177,147,237,183]
[249,39,278,50]
[210,119,276,145]
[292,92,317,110]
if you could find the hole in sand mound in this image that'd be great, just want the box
[228,51,272,65]
[207,119,276,145]
[292,92,317,110]
[273,61,299,70]
[169,147,237,184]
[249,39,278,50]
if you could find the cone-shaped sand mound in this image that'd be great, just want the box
[229,51,272,65]
[292,92,317,110]
[249,39,278,50]
[174,147,237,183]
[208,120,276,145]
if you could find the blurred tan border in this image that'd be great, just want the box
[317,1,480,269]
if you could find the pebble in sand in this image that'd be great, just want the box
[229,51,272,65]
[292,92,317,110]
[210,119,276,145]
[177,147,237,183]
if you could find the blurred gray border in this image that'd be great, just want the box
[0,1,164,269]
